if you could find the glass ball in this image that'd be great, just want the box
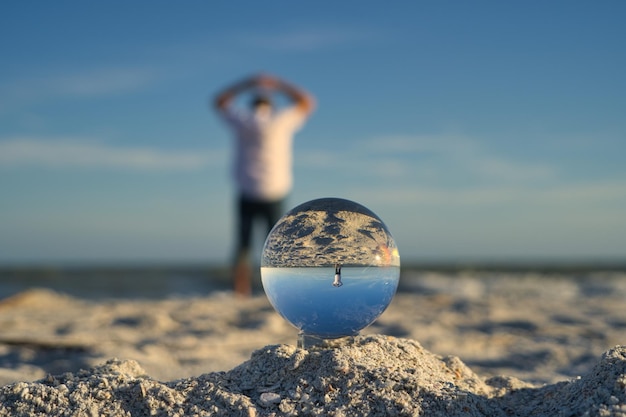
[261,198,400,345]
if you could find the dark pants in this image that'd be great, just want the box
[235,195,284,260]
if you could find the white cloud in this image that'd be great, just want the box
[0,138,224,171]
[295,133,626,236]
[363,134,556,181]
[465,155,555,182]
[299,133,556,184]
[296,149,339,168]
[0,66,160,111]
[237,27,376,51]
[347,181,626,209]
[52,67,159,97]
[363,134,474,154]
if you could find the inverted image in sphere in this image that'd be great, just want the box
[261,198,400,340]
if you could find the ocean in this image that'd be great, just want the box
[1,262,624,300]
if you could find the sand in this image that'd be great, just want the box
[1,271,625,416]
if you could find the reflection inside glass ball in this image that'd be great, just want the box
[333,263,343,287]
[261,198,400,347]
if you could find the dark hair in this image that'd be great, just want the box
[250,94,272,109]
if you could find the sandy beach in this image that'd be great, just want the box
[1,269,625,415]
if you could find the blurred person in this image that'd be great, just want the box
[213,73,316,297]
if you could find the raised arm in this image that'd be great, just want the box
[262,75,316,116]
[213,75,258,111]
[214,73,316,116]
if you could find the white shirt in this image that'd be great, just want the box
[220,105,307,201]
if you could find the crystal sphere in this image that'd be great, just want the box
[261,198,400,343]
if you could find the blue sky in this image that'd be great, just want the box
[1,1,625,265]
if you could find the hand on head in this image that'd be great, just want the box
[254,74,280,90]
